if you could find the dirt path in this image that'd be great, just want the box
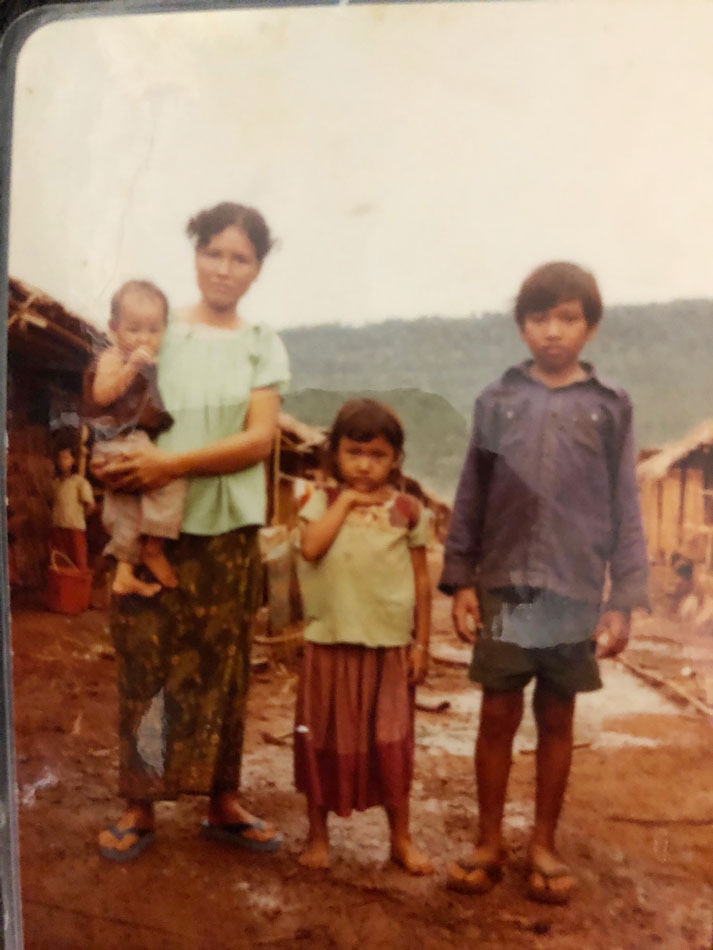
[10,574,713,950]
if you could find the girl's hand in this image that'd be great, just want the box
[96,443,180,492]
[452,587,481,643]
[408,643,429,685]
[594,610,631,658]
[342,486,391,508]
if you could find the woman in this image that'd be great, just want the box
[97,202,289,860]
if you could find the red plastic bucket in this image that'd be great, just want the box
[46,549,92,614]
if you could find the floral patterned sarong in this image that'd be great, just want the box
[110,527,261,800]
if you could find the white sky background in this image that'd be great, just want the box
[8,1,713,329]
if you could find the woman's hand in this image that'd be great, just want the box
[94,442,180,493]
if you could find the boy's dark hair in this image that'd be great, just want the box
[186,202,274,262]
[109,280,169,331]
[515,261,602,327]
[326,398,404,482]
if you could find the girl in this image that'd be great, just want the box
[295,399,433,875]
[51,447,95,571]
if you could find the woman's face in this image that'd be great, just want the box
[195,225,261,311]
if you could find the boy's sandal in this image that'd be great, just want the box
[99,825,156,863]
[526,862,577,905]
[446,855,504,895]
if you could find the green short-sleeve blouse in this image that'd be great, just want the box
[296,488,431,648]
[156,320,290,536]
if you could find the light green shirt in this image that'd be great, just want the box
[156,320,290,536]
[297,488,430,648]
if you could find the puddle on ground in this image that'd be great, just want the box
[414,664,684,758]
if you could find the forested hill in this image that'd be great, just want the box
[282,300,713,445]
[281,299,713,497]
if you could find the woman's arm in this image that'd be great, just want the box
[92,347,154,407]
[96,388,280,492]
[300,488,386,561]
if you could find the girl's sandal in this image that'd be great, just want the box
[526,862,576,905]
[446,855,504,895]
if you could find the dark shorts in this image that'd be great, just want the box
[469,586,602,696]
[469,637,602,696]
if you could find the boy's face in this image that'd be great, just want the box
[519,299,596,374]
[57,449,74,475]
[113,290,167,355]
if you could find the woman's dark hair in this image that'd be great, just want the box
[109,279,169,331]
[186,202,274,262]
[326,398,405,483]
[514,261,602,327]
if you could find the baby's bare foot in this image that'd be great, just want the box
[390,837,434,876]
[298,839,329,869]
[142,546,178,588]
[113,562,161,598]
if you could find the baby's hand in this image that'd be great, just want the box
[408,643,429,685]
[452,587,481,643]
[594,610,631,658]
[128,345,157,369]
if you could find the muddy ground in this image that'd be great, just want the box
[10,555,713,950]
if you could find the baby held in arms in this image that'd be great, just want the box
[85,280,187,597]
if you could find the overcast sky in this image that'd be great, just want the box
[8,1,713,329]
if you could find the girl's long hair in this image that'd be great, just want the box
[324,398,405,485]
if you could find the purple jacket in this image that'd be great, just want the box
[439,362,650,612]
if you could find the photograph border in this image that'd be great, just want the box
[3,2,713,948]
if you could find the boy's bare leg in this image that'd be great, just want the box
[98,799,155,853]
[528,683,577,901]
[448,689,523,889]
[142,535,179,588]
[387,799,434,875]
[298,802,330,869]
[112,560,161,597]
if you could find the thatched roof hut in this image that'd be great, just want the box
[7,278,107,587]
[637,420,713,567]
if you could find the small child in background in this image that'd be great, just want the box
[51,447,95,570]
[85,279,186,597]
[441,261,649,903]
[294,399,433,875]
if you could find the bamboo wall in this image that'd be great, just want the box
[6,425,55,588]
[640,465,707,564]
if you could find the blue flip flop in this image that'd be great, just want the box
[99,825,156,862]
[200,818,282,853]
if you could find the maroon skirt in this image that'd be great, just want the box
[294,642,414,817]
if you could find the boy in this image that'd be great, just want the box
[85,279,186,597]
[440,262,649,904]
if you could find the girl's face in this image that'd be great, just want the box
[57,449,74,476]
[195,225,261,312]
[336,435,397,493]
